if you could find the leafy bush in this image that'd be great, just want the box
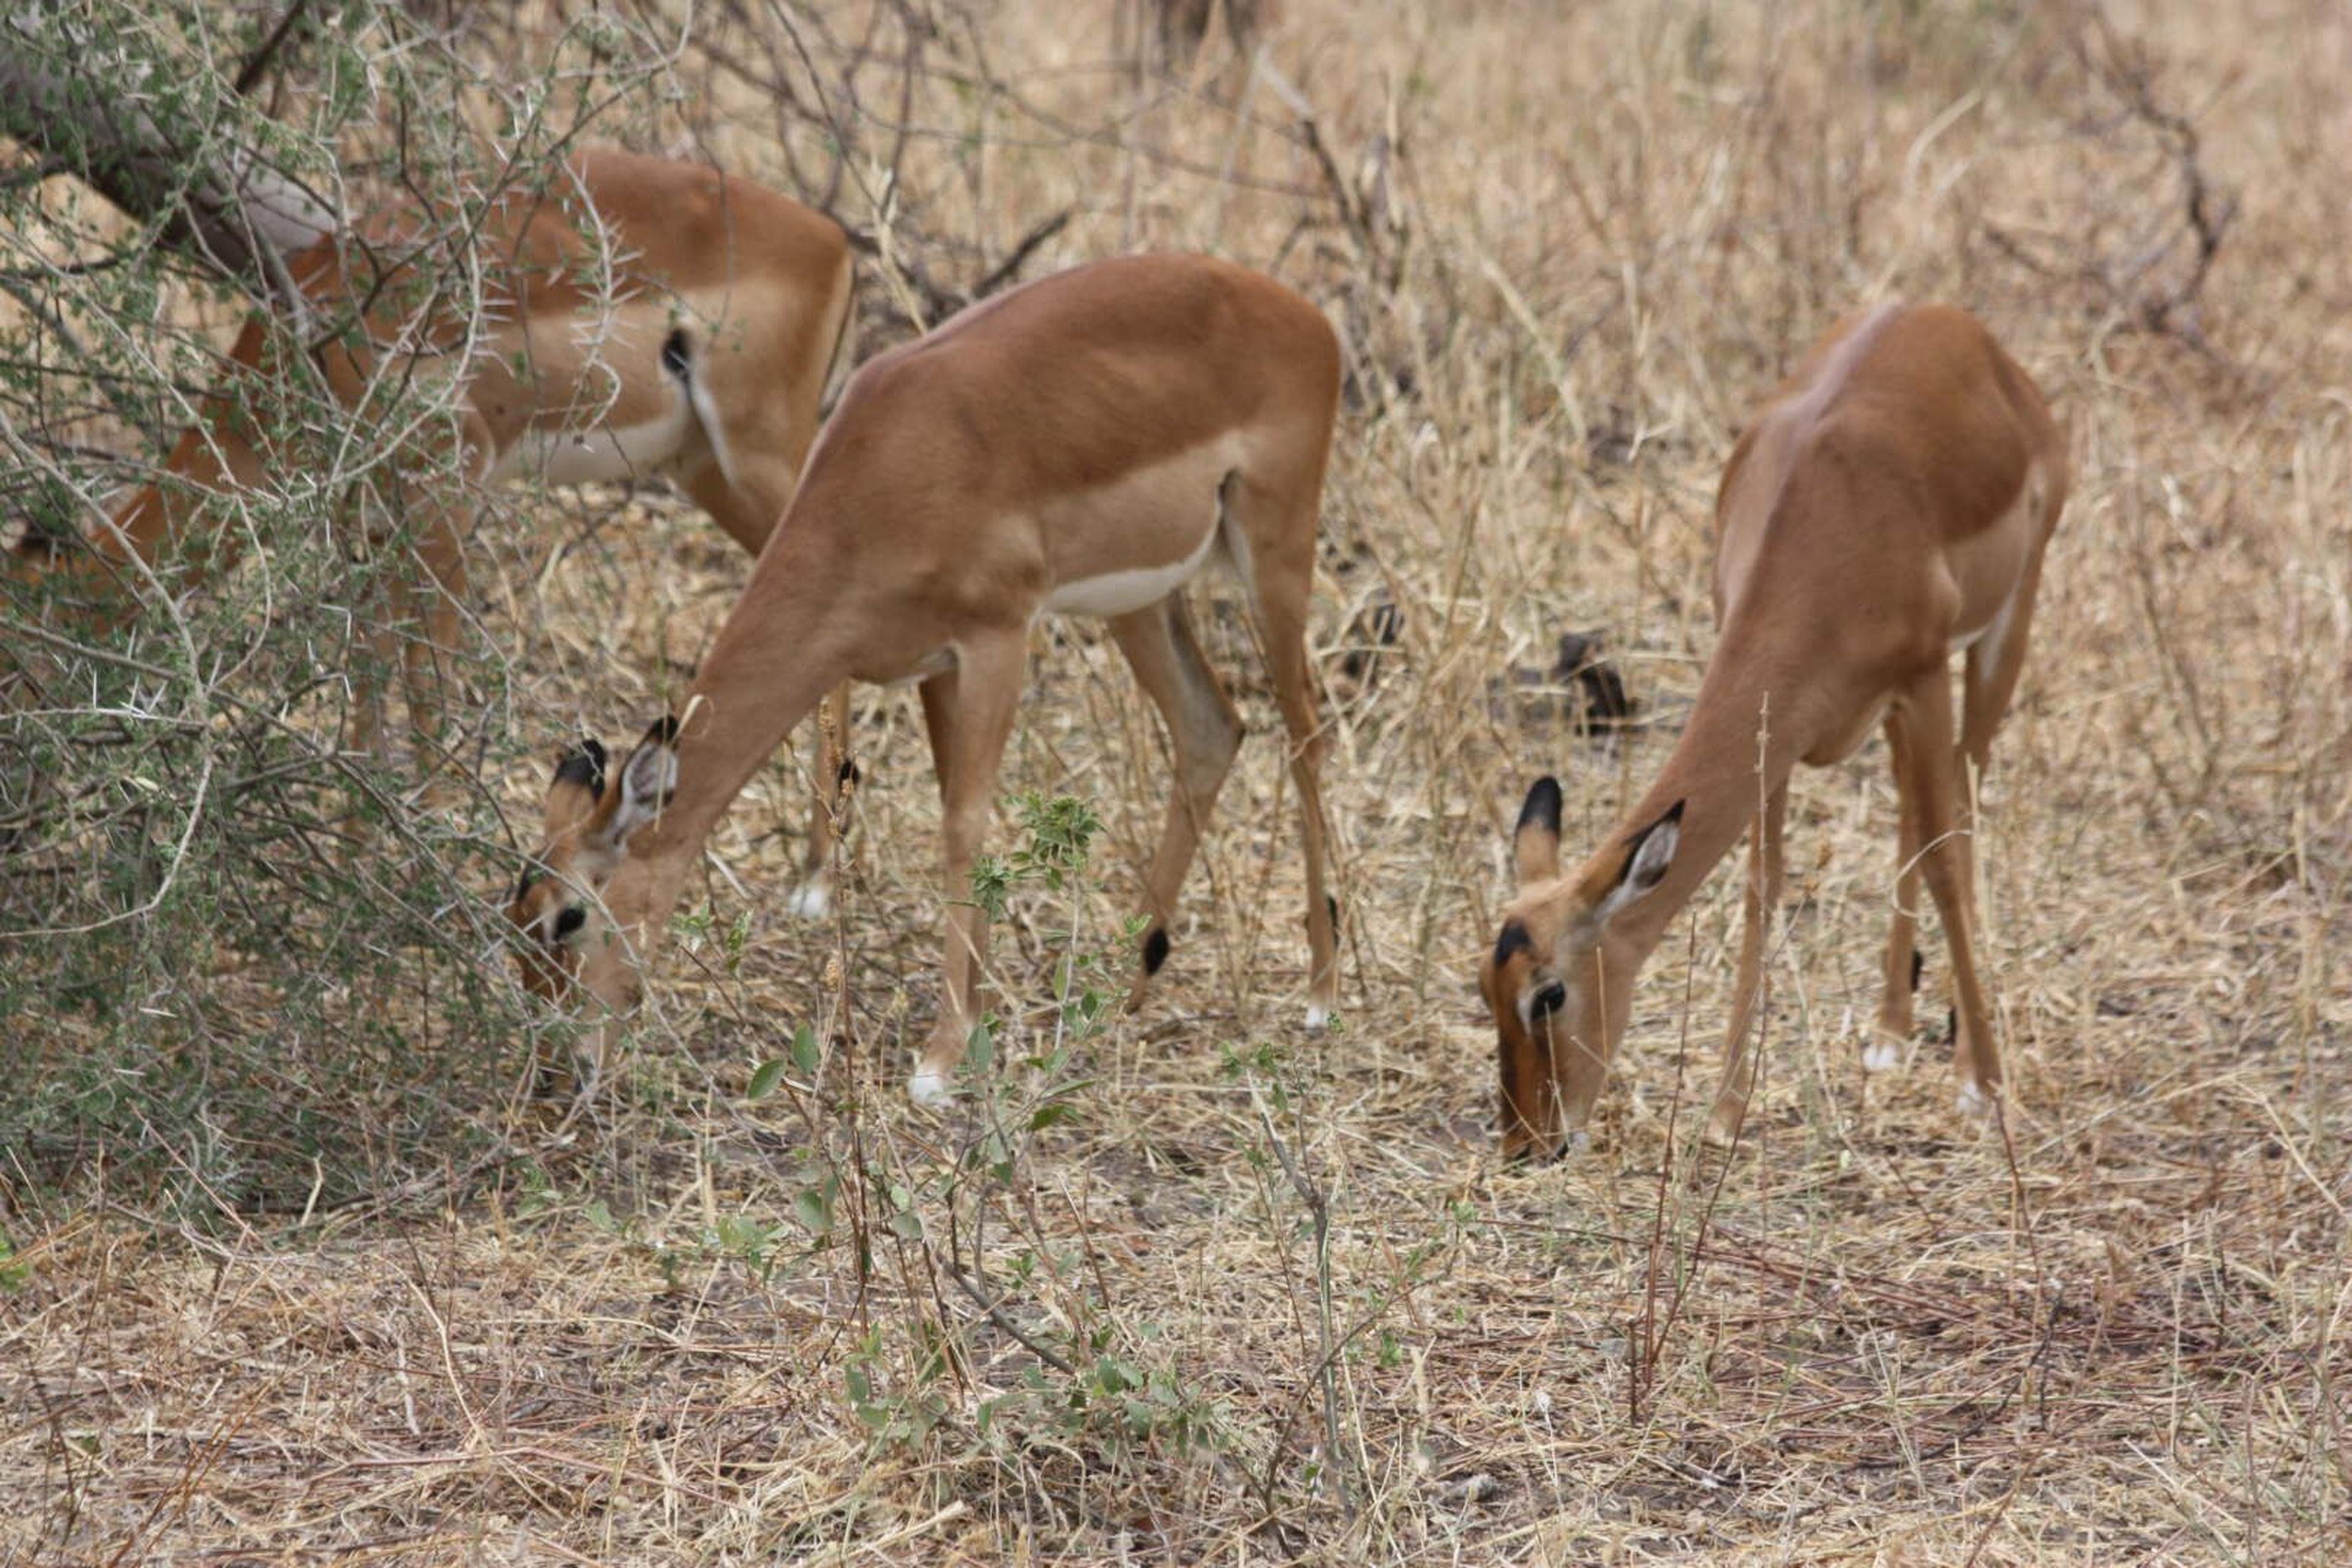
[0,2,684,1212]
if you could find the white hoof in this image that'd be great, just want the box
[1564,1128,1591,1157]
[785,881,832,921]
[908,1068,953,1109]
[1862,1038,1902,1073]
[1955,1079,1991,1120]
[1304,1004,1331,1031]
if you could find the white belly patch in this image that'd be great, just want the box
[1042,520,1220,618]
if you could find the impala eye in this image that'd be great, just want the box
[553,905,587,940]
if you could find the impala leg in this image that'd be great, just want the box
[1871,712,1925,1069]
[1960,540,2049,779]
[1956,544,2049,862]
[1107,595,1245,1011]
[396,500,470,779]
[349,605,398,770]
[1923,548,2048,1109]
[909,629,1027,1107]
[788,684,856,919]
[388,418,497,780]
[1240,514,1340,1027]
[345,488,404,772]
[1893,669,2000,1117]
[1706,782,1788,1144]
[336,505,443,860]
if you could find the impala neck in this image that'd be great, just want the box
[1583,615,1839,957]
[630,527,863,866]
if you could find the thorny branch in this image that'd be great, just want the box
[1986,3,2237,355]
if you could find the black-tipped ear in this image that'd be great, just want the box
[1518,776,1562,834]
[1596,798,1683,924]
[1512,776,1563,886]
[552,736,609,795]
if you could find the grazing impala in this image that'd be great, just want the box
[7,149,858,899]
[507,253,1343,1105]
[1480,304,2067,1159]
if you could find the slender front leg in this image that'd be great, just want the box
[1240,499,1340,1027]
[349,596,399,770]
[397,500,471,776]
[1706,782,1788,1144]
[1871,710,1925,1069]
[788,682,855,918]
[1893,669,2002,1117]
[909,629,1028,1107]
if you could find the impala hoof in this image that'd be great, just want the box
[786,881,832,920]
[1504,1126,1589,1167]
[1862,1037,1902,1073]
[908,1068,953,1109]
[1955,1079,1992,1120]
[1304,1003,1332,1031]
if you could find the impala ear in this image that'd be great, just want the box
[1594,799,1682,927]
[1512,776,1562,886]
[554,736,609,791]
[597,715,679,853]
[540,737,609,842]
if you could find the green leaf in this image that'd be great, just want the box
[790,1024,821,1074]
[793,1188,834,1238]
[747,1058,785,1099]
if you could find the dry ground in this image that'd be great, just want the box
[7,0,2352,1561]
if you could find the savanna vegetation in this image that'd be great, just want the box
[2,0,2348,1559]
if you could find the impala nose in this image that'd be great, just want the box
[1531,980,1567,1017]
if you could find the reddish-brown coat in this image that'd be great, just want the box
[1485,303,2067,1160]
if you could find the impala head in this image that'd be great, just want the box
[1479,778,1684,1162]
[507,719,680,999]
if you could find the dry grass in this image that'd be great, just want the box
[7,0,2352,1560]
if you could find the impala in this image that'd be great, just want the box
[1481,303,2067,1159]
[6,148,858,902]
[507,252,1344,1105]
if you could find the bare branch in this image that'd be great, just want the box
[0,16,340,307]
